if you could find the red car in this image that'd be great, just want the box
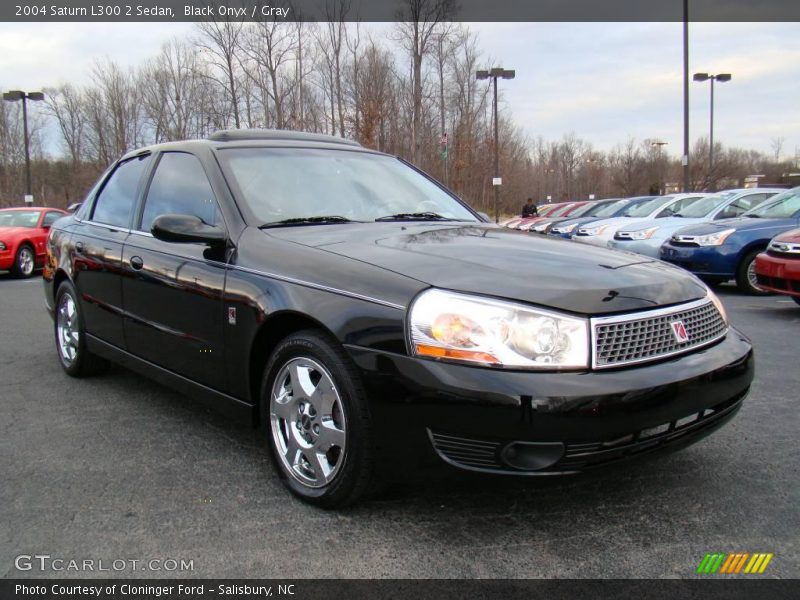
[0,207,67,278]
[755,228,800,305]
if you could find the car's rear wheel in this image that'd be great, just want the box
[55,281,108,377]
[736,249,770,295]
[260,330,373,508]
[12,244,35,278]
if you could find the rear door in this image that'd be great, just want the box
[71,154,152,348]
[121,151,228,391]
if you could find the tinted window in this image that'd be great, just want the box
[715,193,773,219]
[655,196,703,218]
[42,211,63,227]
[91,155,151,227]
[140,153,220,232]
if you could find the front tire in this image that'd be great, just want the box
[12,244,35,278]
[260,330,374,508]
[54,281,108,377]
[736,249,770,295]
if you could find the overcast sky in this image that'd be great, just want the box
[0,21,797,160]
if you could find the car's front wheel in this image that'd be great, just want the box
[12,244,35,278]
[260,330,374,508]
[736,249,770,295]
[54,281,108,377]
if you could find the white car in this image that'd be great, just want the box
[573,193,710,247]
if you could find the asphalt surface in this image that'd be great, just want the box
[1,273,798,579]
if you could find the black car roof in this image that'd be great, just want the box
[120,129,368,162]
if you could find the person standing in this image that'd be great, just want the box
[521,197,538,217]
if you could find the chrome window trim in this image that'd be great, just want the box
[590,297,728,370]
[227,264,405,311]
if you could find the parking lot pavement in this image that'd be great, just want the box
[1,274,798,579]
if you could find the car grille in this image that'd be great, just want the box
[756,273,800,293]
[428,390,746,474]
[591,298,727,369]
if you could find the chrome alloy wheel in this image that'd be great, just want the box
[270,357,347,488]
[746,259,760,291]
[57,292,79,365]
[18,246,34,276]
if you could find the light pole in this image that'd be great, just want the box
[3,90,45,203]
[476,68,515,223]
[651,140,668,194]
[693,73,731,190]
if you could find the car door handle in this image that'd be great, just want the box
[129,256,144,270]
[75,241,84,252]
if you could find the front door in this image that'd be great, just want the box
[121,151,228,391]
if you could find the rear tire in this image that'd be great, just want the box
[12,244,35,278]
[54,280,109,377]
[260,329,374,508]
[736,249,770,295]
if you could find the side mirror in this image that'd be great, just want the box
[151,214,227,246]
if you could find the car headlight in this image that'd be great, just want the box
[408,289,589,369]
[691,228,736,246]
[557,223,578,234]
[705,286,729,326]
[0,241,6,251]
[579,225,608,236]
[626,226,659,240]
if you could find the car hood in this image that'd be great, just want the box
[266,223,707,315]
[772,228,800,243]
[672,216,800,236]
[0,226,36,239]
[618,217,706,236]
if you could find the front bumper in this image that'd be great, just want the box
[347,329,753,475]
[607,238,662,258]
[659,242,739,277]
[755,252,800,297]
[573,233,614,247]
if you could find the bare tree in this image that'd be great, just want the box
[395,0,457,163]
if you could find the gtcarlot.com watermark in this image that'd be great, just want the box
[15,554,194,573]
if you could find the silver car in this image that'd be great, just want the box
[607,188,782,257]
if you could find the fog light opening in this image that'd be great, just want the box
[500,442,565,471]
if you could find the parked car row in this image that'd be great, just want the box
[504,187,800,299]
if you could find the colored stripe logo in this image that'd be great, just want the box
[696,553,773,574]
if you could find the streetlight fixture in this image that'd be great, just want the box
[651,140,668,194]
[476,67,515,223]
[693,73,731,190]
[3,90,45,203]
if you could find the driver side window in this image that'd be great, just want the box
[139,152,221,233]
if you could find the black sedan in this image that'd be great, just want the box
[43,130,753,507]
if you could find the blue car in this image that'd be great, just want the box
[660,187,800,294]
[548,196,656,238]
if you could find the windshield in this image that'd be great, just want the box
[570,202,604,217]
[550,203,578,217]
[0,210,40,228]
[744,189,800,218]
[623,196,674,217]
[219,148,479,224]
[591,199,628,218]
[677,195,728,218]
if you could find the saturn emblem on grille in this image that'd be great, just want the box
[671,320,690,343]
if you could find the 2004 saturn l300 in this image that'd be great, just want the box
[43,130,753,507]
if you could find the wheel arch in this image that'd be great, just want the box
[248,310,338,425]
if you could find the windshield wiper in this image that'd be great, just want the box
[259,216,358,228]
[374,212,459,222]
